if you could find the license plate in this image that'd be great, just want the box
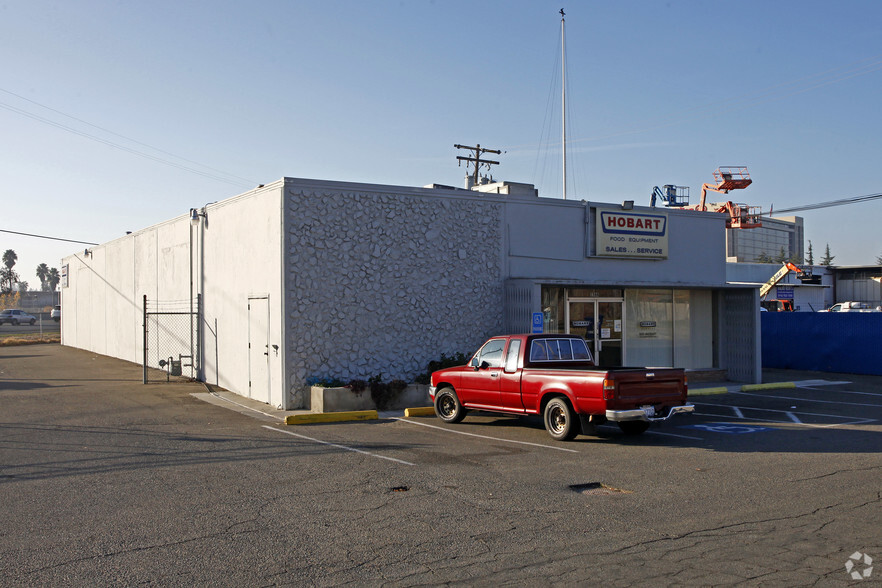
[641,405,655,418]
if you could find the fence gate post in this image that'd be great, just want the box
[142,294,147,384]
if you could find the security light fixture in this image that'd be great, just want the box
[190,207,207,226]
[621,200,634,210]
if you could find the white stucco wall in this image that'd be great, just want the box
[61,184,285,406]
[61,218,192,364]
[199,184,285,407]
[506,199,728,286]
[282,179,506,407]
[61,174,760,407]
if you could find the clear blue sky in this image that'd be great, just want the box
[3,0,881,288]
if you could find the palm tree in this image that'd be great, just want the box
[36,263,50,291]
[1,249,18,292]
[47,267,61,292]
[2,249,16,270]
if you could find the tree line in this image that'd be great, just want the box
[1,249,61,293]
[751,242,882,266]
[754,241,840,266]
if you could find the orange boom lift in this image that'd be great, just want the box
[687,166,762,229]
[651,166,762,229]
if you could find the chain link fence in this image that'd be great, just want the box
[142,295,200,383]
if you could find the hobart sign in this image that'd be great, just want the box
[596,210,668,259]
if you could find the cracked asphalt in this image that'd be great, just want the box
[1,345,880,586]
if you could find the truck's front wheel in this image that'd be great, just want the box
[544,397,579,441]
[434,387,466,424]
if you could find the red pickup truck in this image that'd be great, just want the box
[429,334,693,441]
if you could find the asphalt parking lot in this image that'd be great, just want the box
[1,344,880,586]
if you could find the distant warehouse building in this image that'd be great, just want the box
[726,215,804,263]
[60,177,761,410]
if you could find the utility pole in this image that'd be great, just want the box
[455,143,501,187]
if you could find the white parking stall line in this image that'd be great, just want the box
[595,423,704,440]
[646,430,704,440]
[263,426,416,466]
[794,380,852,388]
[732,407,745,419]
[695,402,876,428]
[730,390,882,409]
[798,385,882,399]
[394,418,579,453]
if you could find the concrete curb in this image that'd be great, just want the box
[285,410,378,425]
[741,382,797,392]
[691,381,797,396]
[404,407,435,417]
[689,386,729,396]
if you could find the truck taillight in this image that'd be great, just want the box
[603,378,615,400]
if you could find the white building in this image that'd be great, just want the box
[61,177,762,409]
[726,215,804,263]
[726,262,831,311]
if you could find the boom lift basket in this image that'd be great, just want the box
[712,166,752,191]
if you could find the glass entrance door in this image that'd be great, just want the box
[567,299,624,366]
[596,300,623,366]
[567,301,596,359]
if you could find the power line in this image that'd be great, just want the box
[764,192,882,216]
[0,228,98,246]
[508,52,882,153]
[0,88,260,188]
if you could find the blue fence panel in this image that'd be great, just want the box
[762,313,882,375]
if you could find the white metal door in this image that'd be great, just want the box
[247,296,270,402]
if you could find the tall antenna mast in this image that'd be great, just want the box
[560,8,567,200]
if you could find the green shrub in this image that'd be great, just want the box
[415,351,469,384]
[348,379,367,395]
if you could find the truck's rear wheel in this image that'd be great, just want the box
[618,421,650,435]
[434,387,466,423]
[543,397,579,441]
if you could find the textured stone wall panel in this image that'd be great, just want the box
[286,188,504,406]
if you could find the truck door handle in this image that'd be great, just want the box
[491,373,499,378]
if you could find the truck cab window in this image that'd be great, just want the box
[530,340,549,361]
[571,338,591,360]
[504,340,521,373]
[476,339,506,368]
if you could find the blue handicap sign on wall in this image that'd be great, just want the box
[532,312,543,333]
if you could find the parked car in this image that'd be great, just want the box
[51,305,61,322]
[0,309,37,325]
[821,301,880,312]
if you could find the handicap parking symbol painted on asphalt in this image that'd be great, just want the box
[682,423,772,434]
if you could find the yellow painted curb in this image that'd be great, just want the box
[741,382,797,392]
[404,407,435,417]
[285,410,378,425]
[689,387,729,396]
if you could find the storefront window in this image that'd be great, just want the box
[625,289,673,367]
[569,288,623,298]
[674,290,714,368]
[540,287,565,333]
